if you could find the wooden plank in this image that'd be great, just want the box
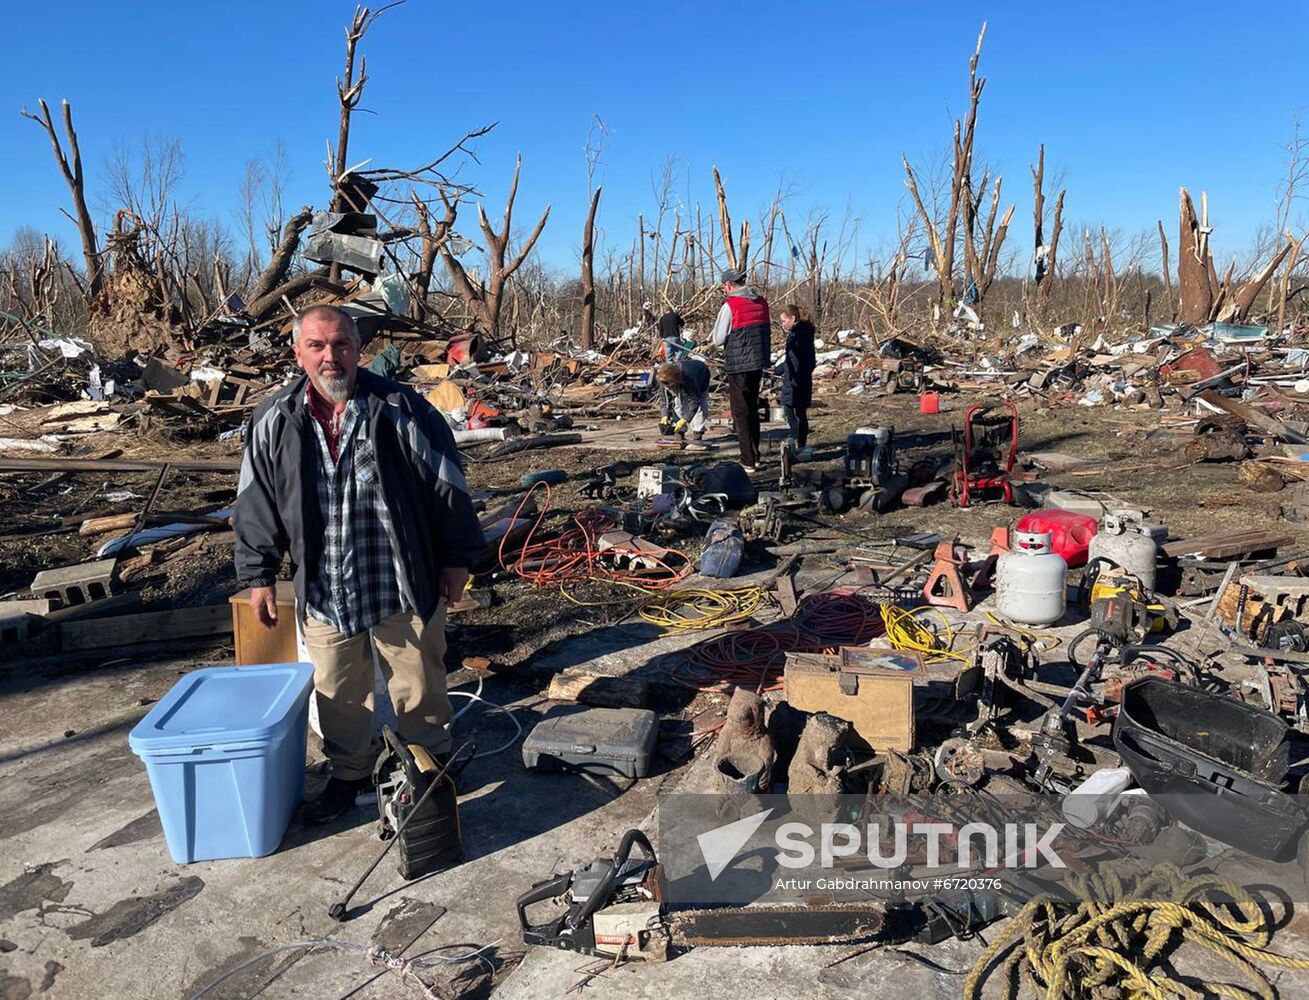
[775,574,799,616]
[546,670,651,708]
[1196,389,1309,444]
[79,513,139,536]
[0,456,239,473]
[60,604,231,651]
[1163,529,1292,559]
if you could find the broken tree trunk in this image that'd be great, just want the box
[1157,219,1173,309]
[1276,231,1307,335]
[1178,188,1214,324]
[580,185,601,350]
[245,206,314,310]
[712,166,749,273]
[1216,236,1294,323]
[902,23,989,321]
[409,192,456,323]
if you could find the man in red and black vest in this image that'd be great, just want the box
[711,268,771,472]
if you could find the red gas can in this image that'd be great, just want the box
[1015,509,1098,567]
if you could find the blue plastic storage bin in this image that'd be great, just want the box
[129,662,315,863]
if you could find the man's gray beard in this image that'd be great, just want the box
[316,373,352,402]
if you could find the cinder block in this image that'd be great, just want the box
[28,558,119,609]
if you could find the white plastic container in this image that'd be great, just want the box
[1061,767,1132,829]
[996,530,1067,625]
[1087,513,1157,590]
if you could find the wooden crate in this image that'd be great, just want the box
[229,581,298,665]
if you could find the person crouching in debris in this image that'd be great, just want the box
[233,304,485,825]
[778,303,816,459]
[654,309,689,438]
[711,268,771,473]
[656,356,711,446]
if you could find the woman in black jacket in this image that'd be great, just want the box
[778,304,816,453]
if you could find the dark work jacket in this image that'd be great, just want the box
[234,368,486,625]
[781,320,816,408]
[677,357,711,399]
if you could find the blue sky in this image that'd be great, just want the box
[4,1,1307,275]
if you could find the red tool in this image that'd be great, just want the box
[923,540,971,612]
[950,400,1019,508]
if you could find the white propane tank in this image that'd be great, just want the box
[1087,513,1157,590]
[996,530,1067,625]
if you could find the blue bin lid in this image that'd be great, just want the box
[129,662,314,755]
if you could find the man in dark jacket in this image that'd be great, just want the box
[234,304,485,823]
[710,269,770,472]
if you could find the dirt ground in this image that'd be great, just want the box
[2,388,1301,672]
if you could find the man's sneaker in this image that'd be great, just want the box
[797,446,815,462]
[740,464,758,474]
[304,776,370,825]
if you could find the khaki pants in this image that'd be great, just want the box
[302,608,453,780]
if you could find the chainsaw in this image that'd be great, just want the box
[515,829,1004,958]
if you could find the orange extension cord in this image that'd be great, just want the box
[497,480,692,591]
[670,590,887,693]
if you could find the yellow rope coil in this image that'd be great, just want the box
[965,865,1309,1000]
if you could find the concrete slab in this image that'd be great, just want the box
[492,931,982,999]
[0,654,672,1000]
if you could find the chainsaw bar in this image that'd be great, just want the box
[669,904,885,947]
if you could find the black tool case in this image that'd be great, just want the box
[522,707,659,778]
[1113,677,1307,860]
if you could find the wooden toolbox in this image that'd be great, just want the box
[783,648,926,751]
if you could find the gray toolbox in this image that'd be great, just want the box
[522,707,659,778]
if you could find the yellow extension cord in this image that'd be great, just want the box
[880,604,972,662]
[964,864,1309,1000]
[637,585,767,629]
[878,605,1066,664]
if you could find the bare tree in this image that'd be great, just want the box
[437,155,550,351]
[325,3,401,282]
[20,99,104,302]
[1157,219,1172,312]
[1031,144,1065,305]
[579,116,609,349]
[902,23,1012,322]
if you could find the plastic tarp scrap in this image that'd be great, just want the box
[97,508,234,558]
[36,336,95,359]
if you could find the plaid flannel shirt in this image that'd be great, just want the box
[304,386,411,636]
